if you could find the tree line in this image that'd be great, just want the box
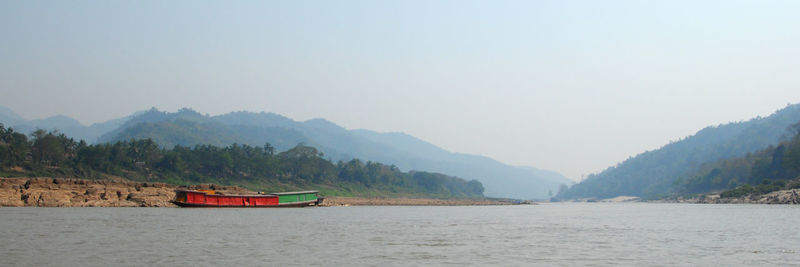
[555,106,800,200]
[674,123,800,196]
[0,125,484,198]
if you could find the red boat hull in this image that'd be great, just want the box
[172,190,318,208]
[172,200,317,208]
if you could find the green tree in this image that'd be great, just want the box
[30,129,66,166]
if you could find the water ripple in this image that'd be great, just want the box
[1,204,800,266]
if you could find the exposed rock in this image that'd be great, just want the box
[599,196,640,202]
[0,177,175,207]
[665,189,800,204]
[0,177,259,207]
[1,177,515,207]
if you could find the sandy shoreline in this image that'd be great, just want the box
[0,177,526,207]
[320,196,521,206]
[7,177,797,207]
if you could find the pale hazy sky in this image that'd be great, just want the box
[2,1,800,181]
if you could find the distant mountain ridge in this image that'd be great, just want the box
[557,103,800,200]
[99,108,571,199]
[1,106,570,199]
[0,106,26,126]
[96,108,311,152]
[0,107,136,143]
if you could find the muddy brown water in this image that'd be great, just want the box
[1,203,799,266]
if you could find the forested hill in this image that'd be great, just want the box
[0,126,484,198]
[556,104,800,200]
[94,108,570,199]
[675,125,800,196]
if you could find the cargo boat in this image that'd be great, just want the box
[172,189,322,207]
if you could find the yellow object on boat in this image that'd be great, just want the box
[197,190,215,195]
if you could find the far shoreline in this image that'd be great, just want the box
[320,196,527,206]
[557,190,800,205]
[0,177,530,208]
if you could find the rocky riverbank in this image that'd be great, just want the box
[661,189,800,204]
[0,177,251,207]
[1,177,522,207]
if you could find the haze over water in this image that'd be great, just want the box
[2,1,800,265]
[2,204,799,266]
[3,1,800,180]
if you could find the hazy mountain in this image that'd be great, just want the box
[557,103,800,200]
[348,130,570,198]
[0,106,26,126]
[0,106,135,143]
[99,108,571,199]
[97,108,308,151]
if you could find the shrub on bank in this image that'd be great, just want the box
[720,185,754,198]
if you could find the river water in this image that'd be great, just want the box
[1,203,799,266]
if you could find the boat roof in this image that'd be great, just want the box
[175,189,317,196]
[175,189,277,197]
[270,190,318,195]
